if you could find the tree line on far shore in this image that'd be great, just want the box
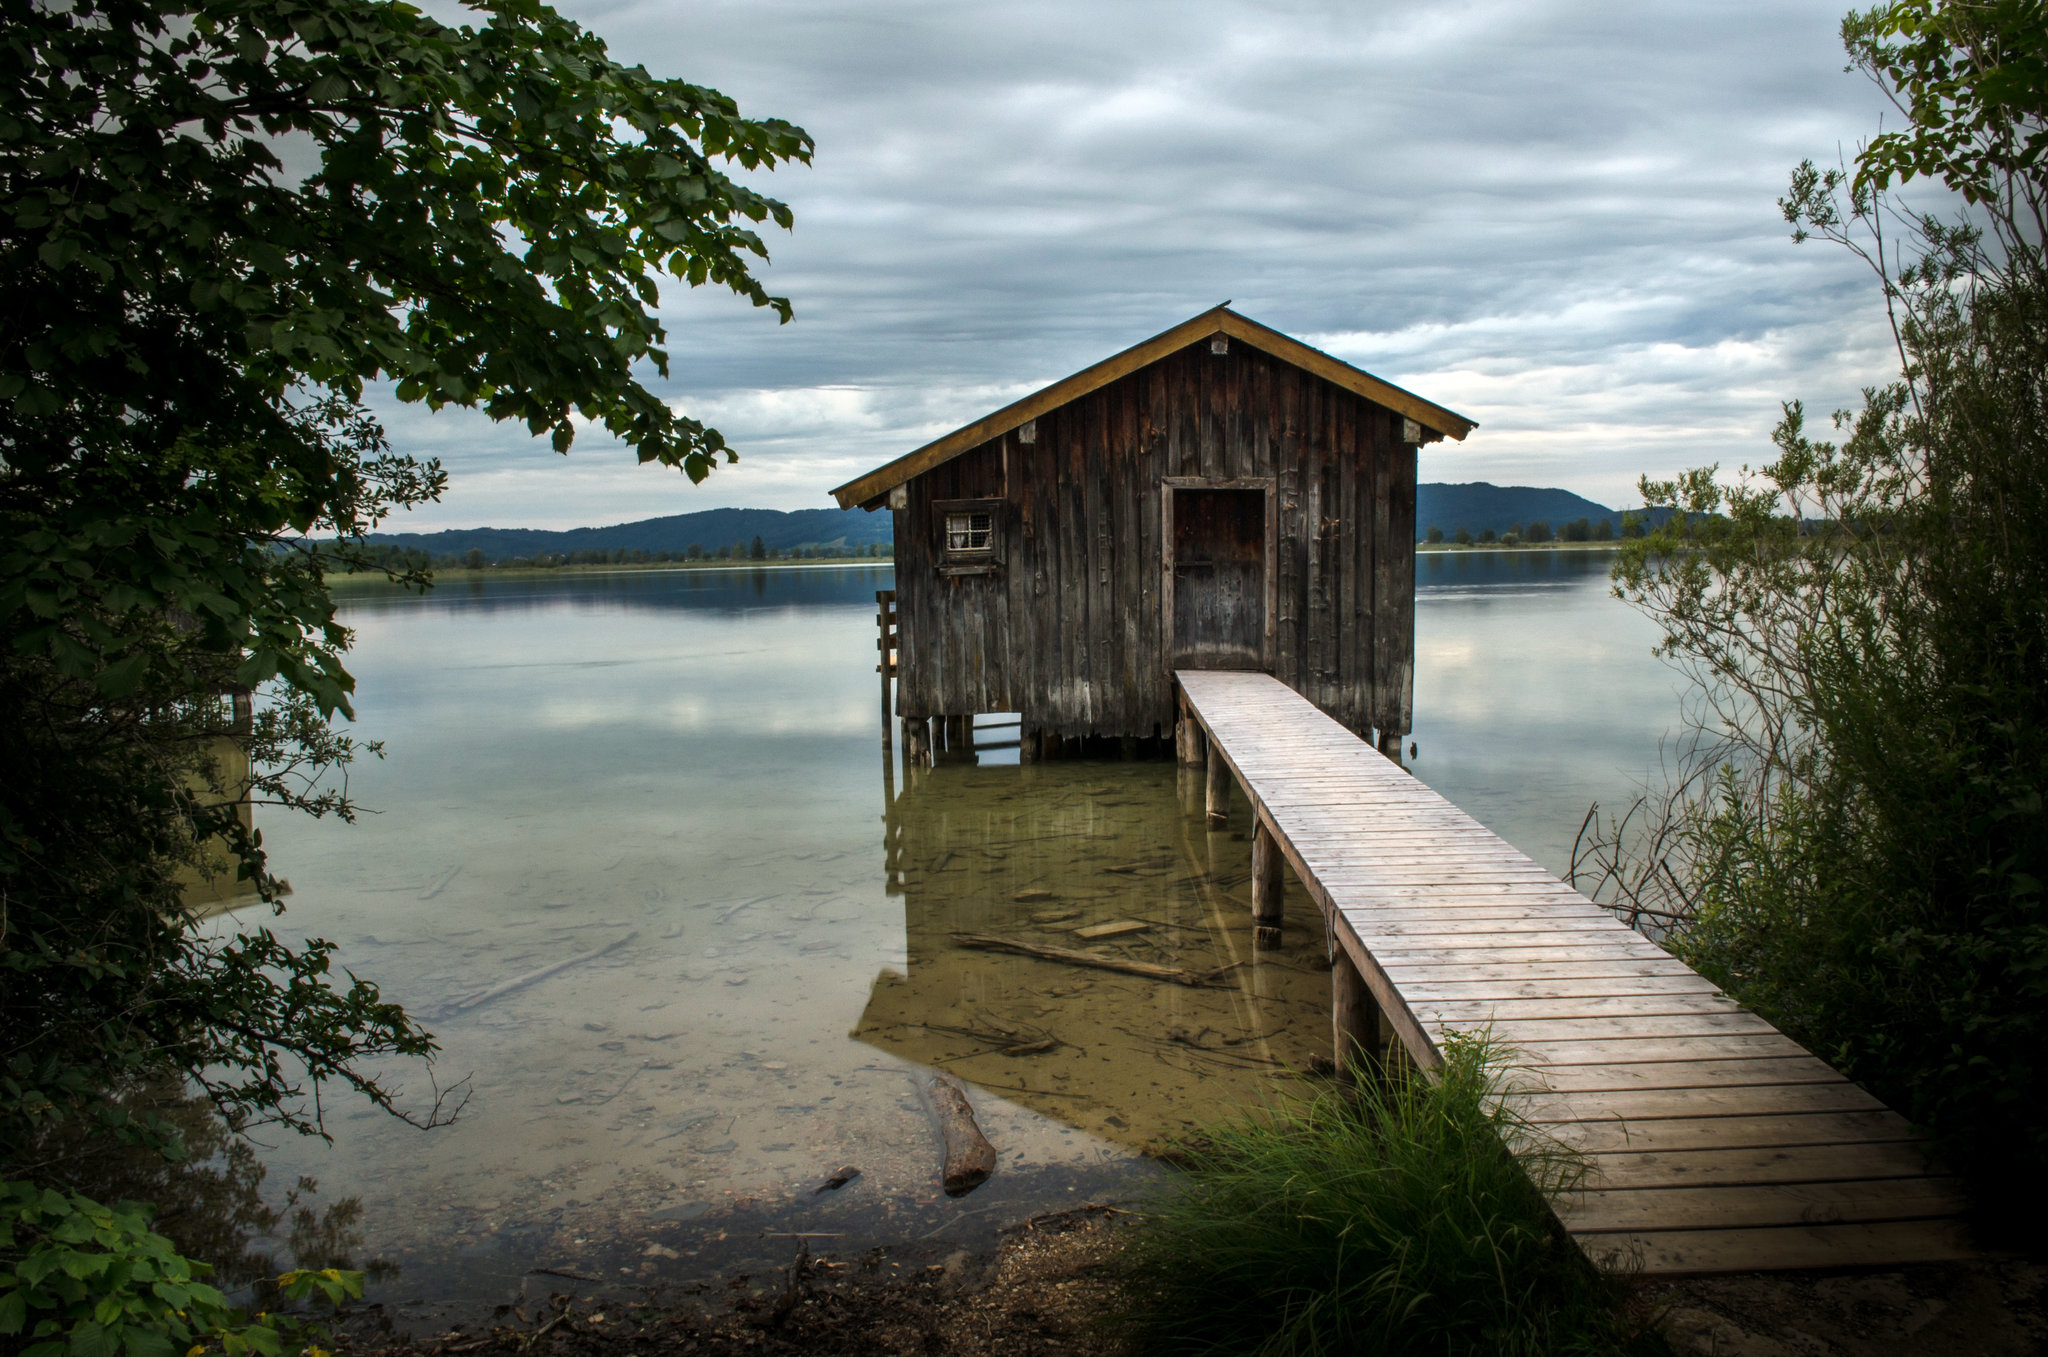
[1421,514,1646,546]
[338,536,895,574]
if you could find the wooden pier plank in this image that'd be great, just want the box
[1174,668,1971,1276]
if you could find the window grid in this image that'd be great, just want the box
[946,512,994,553]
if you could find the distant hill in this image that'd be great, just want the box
[1417,483,1627,538]
[364,484,1646,560]
[363,506,892,559]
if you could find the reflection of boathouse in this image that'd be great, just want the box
[832,306,1475,758]
[854,761,1329,1153]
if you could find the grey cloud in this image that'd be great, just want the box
[387,0,1918,526]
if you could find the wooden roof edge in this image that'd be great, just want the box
[829,306,1476,510]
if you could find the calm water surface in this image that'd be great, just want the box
[235,553,1676,1316]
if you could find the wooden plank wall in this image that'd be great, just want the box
[893,341,1416,739]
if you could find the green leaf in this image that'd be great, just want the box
[69,1320,119,1357]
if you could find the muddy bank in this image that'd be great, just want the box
[331,1213,2047,1357]
[335,1206,1133,1357]
[334,1160,1160,1337]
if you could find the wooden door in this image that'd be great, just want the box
[1171,487,1267,670]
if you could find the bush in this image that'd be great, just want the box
[1586,4,2048,1227]
[1114,1035,1660,1357]
[0,1181,361,1357]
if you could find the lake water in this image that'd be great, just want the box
[228,552,1678,1319]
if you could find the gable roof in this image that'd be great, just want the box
[830,305,1476,509]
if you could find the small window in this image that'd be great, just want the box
[934,497,1005,575]
[946,511,994,554]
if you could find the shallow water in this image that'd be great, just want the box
[222,553,1675,1317]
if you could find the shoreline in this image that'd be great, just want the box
[326,558,896,588]
[1416,540,1625,553]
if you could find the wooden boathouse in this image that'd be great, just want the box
[831,306,1475,761]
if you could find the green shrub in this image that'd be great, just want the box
[1114,1035,1662,1357]
[0,1181,362,1357]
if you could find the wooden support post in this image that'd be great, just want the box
[1120,735,1138,761]
[1251,819,1283,948]
[1205,741,1230,828]
[1331,946,1379,1081]
[902,716,931,767]
[1376,727,1403,766]
[1020,725,1040,764]
[1175,695,1203,766]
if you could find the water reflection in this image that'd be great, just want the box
[25,1084,386,1297]
[859,760,1328,1155]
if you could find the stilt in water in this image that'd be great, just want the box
[1205,741,1231,828]
[1331,947,1381,1081]
[902,716,932,767]
[1252,820,1284,948]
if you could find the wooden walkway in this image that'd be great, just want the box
[1175,669,1972,1276]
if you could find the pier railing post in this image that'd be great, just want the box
[1204,741,1230,827]
[1251,819,1284,948]
[1331,946,1381,1082]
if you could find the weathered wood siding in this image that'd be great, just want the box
[893,339,1416,739]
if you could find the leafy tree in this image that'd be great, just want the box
[1478,528,1496,544]
[1,0,809,1185]
[1424,524,1444,544]
[749,535,767,560]
[686,543,704,560]
[1588,0,2048,1224]
[1524,519,1553,543]
[1453,526,1472,545]
[1619,512,1645,539]
[462,547,486,570]
[1593,517,1614,541]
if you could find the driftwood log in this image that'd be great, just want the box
[924,1072,997,1196]
[450,931,637,1013]
[950,932,1240,987]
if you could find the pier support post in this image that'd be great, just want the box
[1331,946,1380,1081]
[1205,742,1230,828]
[1376,727,1404,767]
[1176,695,1205,766]
[1251,820,1284,948]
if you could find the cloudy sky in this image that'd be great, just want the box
[386,0,1913,530]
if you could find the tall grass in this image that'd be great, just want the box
[1114,1033,1663,1357]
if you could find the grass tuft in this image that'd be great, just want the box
[1113,1032,1666,1357]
